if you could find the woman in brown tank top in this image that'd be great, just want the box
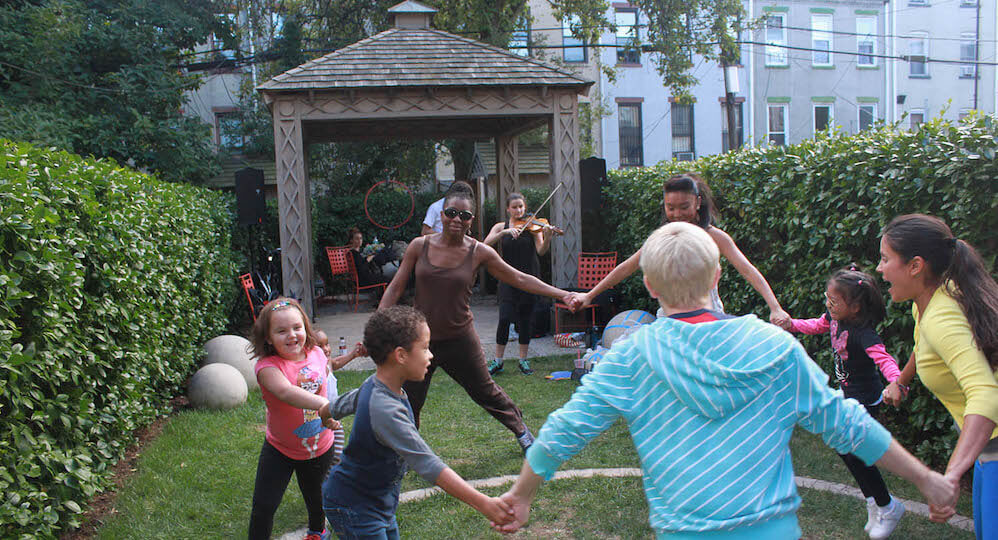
[379,189,580,452]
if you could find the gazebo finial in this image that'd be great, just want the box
[387,0,437,30]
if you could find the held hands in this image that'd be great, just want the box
[921,470,960,522]
[491,491,531,534]
[350,342,367,358]
[769,308,791,329]
[479,495,515,528]
[560,292,584,313]
[882,381,908,407]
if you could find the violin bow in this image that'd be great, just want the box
[515,182,564,234]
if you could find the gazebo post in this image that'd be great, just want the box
[496,134,519,211]
[549,90,582,288]
[272,97,316,317]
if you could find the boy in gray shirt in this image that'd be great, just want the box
[319,306,513,538]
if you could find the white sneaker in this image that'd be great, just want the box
[864,497,877,533]
[868,497,905,539]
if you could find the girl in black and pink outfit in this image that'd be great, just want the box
[779,267,906,540]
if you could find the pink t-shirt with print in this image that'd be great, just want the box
[255,346,333,460]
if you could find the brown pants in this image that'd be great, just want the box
[403,327,526,436]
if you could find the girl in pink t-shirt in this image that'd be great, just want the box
[248,298,340,540]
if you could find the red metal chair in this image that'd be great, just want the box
[326,246,386,312]
[238,273,257,321]
[553,251,617,333]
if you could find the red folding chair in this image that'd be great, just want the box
[553,251,617,333]
[238,273,257,321]
[326,246,386,312]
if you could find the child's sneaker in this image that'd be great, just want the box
[869,497,904,539]
[303,529,330,540]
[488,358,504,375]
[516,428,535,453]
[518,359,534,375]
[864,497,877,533]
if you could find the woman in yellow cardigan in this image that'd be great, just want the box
[877,214,998,538]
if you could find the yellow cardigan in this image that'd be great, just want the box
[913,285,998,440]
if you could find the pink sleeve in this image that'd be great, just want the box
[789,316,830,335]
[866,344,901,383]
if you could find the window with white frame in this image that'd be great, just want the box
[858,104,876,131]
[811,14,832,66]
[856,17,877,66]
[765,14,788,66]
[509,15,530,57]
[768,104,788,145]
[616,9,640,64]
[618,103,643,167]
[671,103,695,160]
[562,15,586,62]
[908,32,929,77]
[910,110,925,129]
[960,33,977,78]
[813,104,833,133]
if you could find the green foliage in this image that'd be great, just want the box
[0,0,227,184]
[0,140,241,537]
[602,117,998,468]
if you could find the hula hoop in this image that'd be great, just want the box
[364,179,415,230]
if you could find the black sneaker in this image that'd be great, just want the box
[516,429,535,453]
[487,358,504,375]
[518,359,533,375]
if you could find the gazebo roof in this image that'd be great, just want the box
[256,27,591,92]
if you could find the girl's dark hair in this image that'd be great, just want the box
[363,306,427,365]
[248,297,318,359]
[663,172,717,229]
[883,214,998,368]
[828,266,886,327]
[346,226,361,242]
[506,192,525,206]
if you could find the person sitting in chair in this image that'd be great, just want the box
[347,227,386,287]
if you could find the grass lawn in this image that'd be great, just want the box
[92,355,973,539]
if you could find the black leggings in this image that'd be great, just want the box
[496,301,534,346]
[248,440,335,539]
[839,403,891,506]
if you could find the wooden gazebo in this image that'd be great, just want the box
[257,0,593,316]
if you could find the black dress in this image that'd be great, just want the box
[349,249,384,287]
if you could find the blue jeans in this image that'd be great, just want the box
[324,506,400,540]
[974,460,997,540]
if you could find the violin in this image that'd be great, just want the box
[512,214,564,235]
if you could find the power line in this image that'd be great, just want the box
[776,22,998,44]
[737,40,998,66]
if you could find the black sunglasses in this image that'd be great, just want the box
[443,207,474,221]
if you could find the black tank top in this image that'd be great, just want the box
[498,220,539,304]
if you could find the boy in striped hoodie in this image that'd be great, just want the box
[492,222,957,539]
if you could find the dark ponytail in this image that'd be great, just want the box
[828,266,886,327]
[663,172,717,229]
[883,214,998,369]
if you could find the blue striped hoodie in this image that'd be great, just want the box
[527,314,891,539]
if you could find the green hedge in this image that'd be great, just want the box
[0,140,241,537]
[602,116,998,469]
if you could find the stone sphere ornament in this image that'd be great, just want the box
[188,363,248,410]
[202,335,257,390]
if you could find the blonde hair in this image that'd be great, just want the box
[248,297,318,359]
[640,222,719,308]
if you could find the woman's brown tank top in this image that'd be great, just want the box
[414,237,477,340]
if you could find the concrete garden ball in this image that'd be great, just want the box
[188,363,248,410]
[202,334,257,390]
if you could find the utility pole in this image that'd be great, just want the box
[721,60,740,152]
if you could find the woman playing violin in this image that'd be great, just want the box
[483,192,558,375]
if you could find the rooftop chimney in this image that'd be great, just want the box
[388,0,437,30]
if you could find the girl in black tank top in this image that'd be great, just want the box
[483,193,554,374]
